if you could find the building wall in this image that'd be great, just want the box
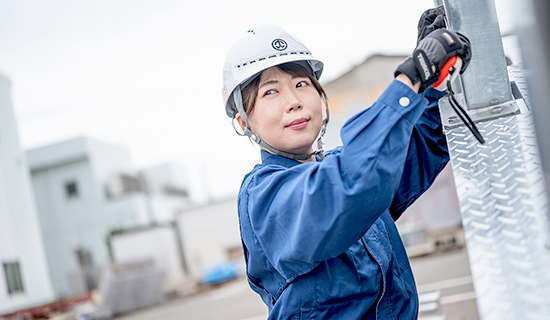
[0,73,54,314]
[176,198,241,278]
[27,137,148,298]
[323,54,408,150]
[111,225,186,292]
[140,163,191,223]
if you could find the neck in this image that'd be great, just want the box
[261,147,317,163]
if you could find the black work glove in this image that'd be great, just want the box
[394,28,472,93]
[417,5,446,44]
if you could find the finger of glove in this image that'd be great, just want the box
[432,15,446,29]
[417,38,451,72]
[417,5,446,43]
[417,5,445,28]
[423,30,468,61]
[458,46,472,73]
[454,32,473,72]
[417,24,445,45]
[435,30,472,73]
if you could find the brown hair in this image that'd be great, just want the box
[240,62,328,115]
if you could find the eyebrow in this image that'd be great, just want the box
[259,75,305,90]
[259,79,278,90]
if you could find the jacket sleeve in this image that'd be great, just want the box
[242,80,432,279]
[389,87,449,220]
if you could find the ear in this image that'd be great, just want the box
[235,113,247,131]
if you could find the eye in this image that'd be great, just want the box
[296,80,310,88]
[263,89,276,96]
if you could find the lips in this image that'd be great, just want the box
[286,118,309,130]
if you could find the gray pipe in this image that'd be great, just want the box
[443,0,513,110]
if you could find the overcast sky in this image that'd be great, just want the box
[0,0,516,201]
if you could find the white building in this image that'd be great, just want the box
[26,137,150,299]
[176,197,242,278]
[107,196,241,293]
[138,163,191,223]
[0,73,55,314]
[110,224,187,293]
[25,137,193,299]
[323,54,410,149]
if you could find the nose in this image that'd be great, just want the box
[284,89,302,113]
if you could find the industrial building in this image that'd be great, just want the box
[0,73,54,314]
[25,137,150,299]
[24,137,193,300]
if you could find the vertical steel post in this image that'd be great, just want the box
[436,0,550,319]
[442,0,513,109]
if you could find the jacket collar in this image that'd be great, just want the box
[261,150,303,168]
[260,149,331,168]
[261,147,336,168]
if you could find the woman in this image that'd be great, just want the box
[222,15,470,319]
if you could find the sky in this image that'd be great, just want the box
[0,0,516,201]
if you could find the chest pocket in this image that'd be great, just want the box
[314,241,381,306]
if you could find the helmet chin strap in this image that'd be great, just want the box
[232,86,328,161]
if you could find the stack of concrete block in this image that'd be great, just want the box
[94,260,165,318]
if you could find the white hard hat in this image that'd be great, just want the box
[222,24,324,118]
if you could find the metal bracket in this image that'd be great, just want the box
[439,92,521,130]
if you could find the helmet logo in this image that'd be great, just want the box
[271,39,287,51]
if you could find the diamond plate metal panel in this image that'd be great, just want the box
[445,85,550,318]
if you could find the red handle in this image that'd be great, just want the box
[432,56,458,88]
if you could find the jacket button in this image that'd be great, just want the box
[399,97,410,107]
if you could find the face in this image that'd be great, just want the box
[239,67,324,157]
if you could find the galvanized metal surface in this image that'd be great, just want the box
[442,0,513,110]
[443,65,550,319]
[439,94,519,129]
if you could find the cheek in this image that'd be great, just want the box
[249,106,280,132]
[311,98,324,117]
[257,103,282,121]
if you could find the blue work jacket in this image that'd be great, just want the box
[237,80,449,319]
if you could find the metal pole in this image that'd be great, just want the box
[442,0,513,110]
[438,0,550,319]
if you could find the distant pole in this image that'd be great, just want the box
[139,172,156,225]
[513,0,550,212]
[171,220,190,275]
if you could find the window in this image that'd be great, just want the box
[163,185,188,198]
[3,261,24,295]
[121,174,144,193]
[106,174,146,199]
[65,181,79,198]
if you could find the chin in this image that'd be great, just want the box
[286,146,315,155]
[272,137,317,155]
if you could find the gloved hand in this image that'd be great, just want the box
[394,28,472,93]
[417,5,446,44]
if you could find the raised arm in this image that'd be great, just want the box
[241,80,429,279]
[389,87,449,220]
